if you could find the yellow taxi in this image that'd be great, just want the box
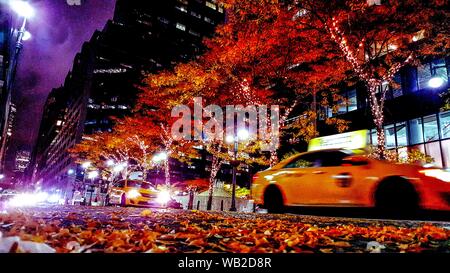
[106,180,177,208]
[252,149,450,214]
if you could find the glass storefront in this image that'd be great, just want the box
[370,110,450,168]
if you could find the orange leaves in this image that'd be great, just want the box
[1,207,450,253]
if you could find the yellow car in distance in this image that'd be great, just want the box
[107,180,180,208]
[252,149,450,214]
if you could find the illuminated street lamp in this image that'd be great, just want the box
[87,170,99,180]
[81,161,91,169]
[428,76,445,89]
[67,169,75,175]
[106,159,114,166]
[10,0,35,18]
[0,174,5,180]
[226,128,250,212]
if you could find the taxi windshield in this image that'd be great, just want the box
[126,180,153,189]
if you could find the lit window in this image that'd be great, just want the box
[206,1,216,10]
[347,89,357,112]
[204,17,214,24]
[177,0,188,4]
[176,23,186,31]
[384,124,396,149]
[440,111,450,139]
[190,11,201,19]
[188,29,200,37]
[423,114,439,142]
[56,120,62,126]
[158,17,170,24]
[367,0,381,6]
[176,5,188,13]
[408,118,424,144]
[396,122,407,147]
[218,5,224,13]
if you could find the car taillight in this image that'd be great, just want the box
[252,174,259,183]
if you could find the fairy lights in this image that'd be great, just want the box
[327,17,415,158]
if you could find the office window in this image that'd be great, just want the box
[176,5,188,13]
[425,142,443,168]
[392,73,403,98]
[204,17,214,24]
[158,17,170,24]
[370,129,378,146]
[348,89,357,111]
[206,1,217,10]
[408,118,424,144]
[190,11,202,19]
[440,111,450,139]
[396,122,407,147]
[418,59,448,90]
[423,114,439,142]
[188,29,200,37]
[176,23,186,31]
[385,124,396,149]
[441,139,450,168]
[431,58,448,82]
[337,99,347,115]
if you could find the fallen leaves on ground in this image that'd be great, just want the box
[0,207,449,253]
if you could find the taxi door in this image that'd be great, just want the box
[274,152,331,205]
[315,151,369,206]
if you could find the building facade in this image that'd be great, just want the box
[0,3,26,173]
[313,57,450,168]
[32,0,225,194]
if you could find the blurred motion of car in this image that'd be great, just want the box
[0,189,18,202]
[106,180,182,209]
[252,148,450,214]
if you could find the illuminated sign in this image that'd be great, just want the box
[308,129,369,152]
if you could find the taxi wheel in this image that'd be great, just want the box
[375,178,419,217]
[121,194,127,207]
[264,187,284,214]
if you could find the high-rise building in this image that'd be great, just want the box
[14,149,30,173]
[0,3,29,172]
[32,0,225,192]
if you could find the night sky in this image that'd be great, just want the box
[7,0,116,169]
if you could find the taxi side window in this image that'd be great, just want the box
[284,153,321,168]
[320,151,351,167]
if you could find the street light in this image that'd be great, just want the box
[227,128,249,212]
[428,76,445,89]
[87,170,99,180]
[22,30,31,41]
[67,169,75,175]
[0,174,5,180]
[106,159,114,166]
[10,0,35,18]
[81,161,91,169]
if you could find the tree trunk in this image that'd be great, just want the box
[206,176,215,211]
[188,190,194,210]
[206,156,221,211]
[367,84,386,159]
[270,150,278,167]
[164,159,170,186]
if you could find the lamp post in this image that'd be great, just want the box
[226,129,249,212]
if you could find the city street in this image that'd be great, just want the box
[0,205,449,253]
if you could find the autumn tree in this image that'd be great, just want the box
[290,0,450,158]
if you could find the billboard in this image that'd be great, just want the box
[308,129,369,152]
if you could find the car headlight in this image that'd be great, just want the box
[419,169,450,182]
[127,189,141,199]
[156,190,171,205]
